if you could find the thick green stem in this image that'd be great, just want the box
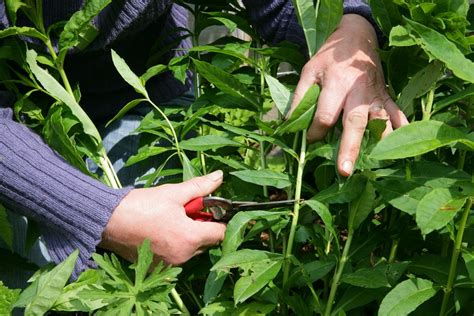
[171,287,191,316]
[439,198,472,316]
[422,88,435,121]
[282,130,307,287]
[388,239,399,263]
[45,40,74,96]
[324,229,354,316]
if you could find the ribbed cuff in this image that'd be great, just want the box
[0,107,132,278]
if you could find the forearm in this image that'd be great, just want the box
[0,106,131,277]
[242,0,381,46]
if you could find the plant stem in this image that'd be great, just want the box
[439,197,472,316]
[422,88,435,121]
[171,287,191,316]
[282,130,307,287]
[388,239,399,263]
[45,39,74,96]
[324,229,354,316]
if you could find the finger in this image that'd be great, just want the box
[337,92,370,176]
[307,76,346,142]
[174,170,224,204]
[288,62,322,117]
[384,98,409,128]
[368,99,392,138]
[192,221,226,248]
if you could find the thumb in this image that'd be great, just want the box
[175,170,224,204]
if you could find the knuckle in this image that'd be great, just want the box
[315,111,335,129]
[345,112,368,131]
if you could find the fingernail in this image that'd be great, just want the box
[342,161,353,175]
[208,170,223,181]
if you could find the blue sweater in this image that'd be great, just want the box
[0,0,374,277]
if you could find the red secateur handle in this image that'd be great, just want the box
[184,197,214,221]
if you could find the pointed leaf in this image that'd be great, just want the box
[291,0,317,56]
[59,0,112,50]
[277,85,319,134]
[111,50,148,97]
[371,121,474,160]
[26,50,101,144]
[234,260,282,305]
[192,59,259,108]
[179,135,242,151]
[230,169,291,189]
[416,188,467,236]
[378,278,438,316]
[315,0,343,53]
[212,250,283,271]
[23,250,79,315]
[0,26,48,42]
[264,74,293,116]
[106,98,147,128]
[348,180,376,230]
[405,18,474,83]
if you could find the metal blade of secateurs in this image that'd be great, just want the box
[235,200,299,211]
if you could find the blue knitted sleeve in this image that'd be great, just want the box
[242,0,383,47]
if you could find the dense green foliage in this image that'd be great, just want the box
[0,0,473,315]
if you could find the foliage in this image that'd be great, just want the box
[0,0,473,315]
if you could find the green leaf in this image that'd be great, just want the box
[404,18,474,83]
[212,250,283,271]
[125,145,170,167]
[291,0,317,56]
[416,188,467,236]
[371,121,474,160]
[389,25,418,47]
[304,200,337,243]
[397,62,444,116]
[314,174,367,204]
[20,250,79,315]
[181,152,200,181]
[25,50,102,145]
[378,278,438,316]
[232,302,276,316]
[332,288,384,314]
[264,74,293,116]
[433,84,474,114]
[52,270,112,312]
[373,180,432,215]
[234,259,282,305]
[199,301,234,316]
[341,266,391,288]
[0,26,48,42]
[287,257,336,288]
[106,98,147,128]
[169,56,189,84]
[111,50,148,98]
[222,211,290,255]
[43,106,90,174]
[230,169,292,189]
[192,59,259,108]
[5,0,26,25]
[0,204,13,251]
[409,255,450,284]
[462,251,474,282]
[0,281,20,315]
[369,0,403,36]
[133,240,153,289]
[179,135,242,151]
[140,64,167,85]
[348,180,376,230]
[58,0,112,50]
[315,0,343,53]
[277,85,319,135]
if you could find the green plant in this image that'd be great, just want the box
[1,0,474,315]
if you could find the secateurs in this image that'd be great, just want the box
[184,196,300,222]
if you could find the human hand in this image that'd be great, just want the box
[291,14,409,176]
[100,170,226,265]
